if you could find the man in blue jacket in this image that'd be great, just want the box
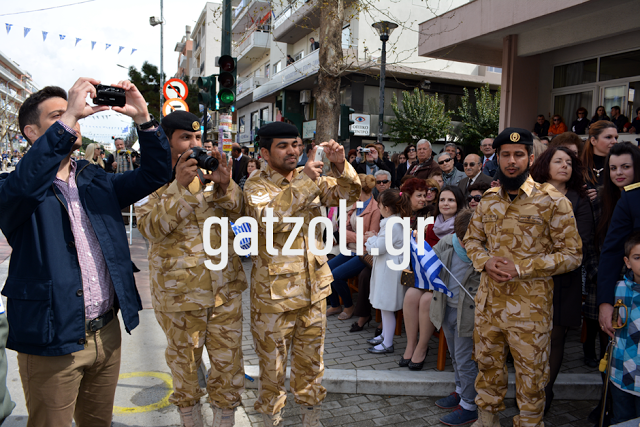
[0,77,172,427]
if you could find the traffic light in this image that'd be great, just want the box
[218,55,237,110]
[197,75,217,111]
[339,104,355,141]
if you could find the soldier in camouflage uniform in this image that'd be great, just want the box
[244,122,361,426]
[463,128,582,427]
[135,111,247,427]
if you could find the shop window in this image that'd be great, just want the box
[553,59,597,89]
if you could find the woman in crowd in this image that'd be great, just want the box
[365,189,412,354]
[326,174,381,319]
[571,107,590,135]
[466,182,490,211]
[530,146,593,413]
[425,186,466,247]
[423,178,440,217]
[548,114,568,136]
[396,144,417,185]
[626,107,640,134]
[429,169,444,190]
[455,145,465,172]
[400,178,430,228]
[401,186,466,370]
[549,132,584,157]
[238,159,260,190]
[533,137,548,160]
[85,143,105,169]
[348,149,357,164]
[590,105,610,125]
[581,120,618,368]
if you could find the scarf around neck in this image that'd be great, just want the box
[452,235,471,264]
[433,214,456,239]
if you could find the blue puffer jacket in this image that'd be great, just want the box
[0,121,172,356]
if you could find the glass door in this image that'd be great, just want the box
[602,85,627,115]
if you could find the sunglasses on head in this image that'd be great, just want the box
[376,180,389,185]
[426,187,438,193]
[467,195,482,203]
[463,162,477,167]
[438,158,453,165]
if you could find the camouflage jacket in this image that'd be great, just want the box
[244,162,361,313]
[463,175,582,322]
[135,176,247,312]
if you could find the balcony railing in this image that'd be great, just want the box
[237,75,268,98]
[273,0,306,29]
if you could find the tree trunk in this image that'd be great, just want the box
[315,0,344,144]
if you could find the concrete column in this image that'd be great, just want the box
[499,35,540,131]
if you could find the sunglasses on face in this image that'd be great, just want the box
[408,148,416,152]
[376,180,390,185]
[463,162,477,167]
[553,119,560,122]
[438,158,453,165]
[426,187,438,193]
[467,195,482,203]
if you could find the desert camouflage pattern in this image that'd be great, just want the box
[463,175,582,427]
[243,162,361,313]
[155,296,244,409]
[250,299,327,415]
[136,175,247,312]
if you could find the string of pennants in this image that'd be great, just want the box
[4,23,137,55]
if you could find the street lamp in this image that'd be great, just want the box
[149,1,165,110]
[372,21,397,144]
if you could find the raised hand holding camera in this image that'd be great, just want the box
[110,80,151,125]
[60,77,109,130]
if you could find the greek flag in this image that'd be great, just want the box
[230,221,251,257]
[410,236,453,297]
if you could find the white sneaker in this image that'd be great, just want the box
[179,402,205,427]
[212,405,235,427]
[301,405,321,427]
[261,409,285,426]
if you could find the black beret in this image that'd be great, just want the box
[492,127,533,148]
[161,111,201,132]
[256,122,299,139]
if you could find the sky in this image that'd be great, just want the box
[0,0,217,146]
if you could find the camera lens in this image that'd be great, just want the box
[203,156,219,171]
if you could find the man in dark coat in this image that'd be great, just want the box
[231,142,249,184]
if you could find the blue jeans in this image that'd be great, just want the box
[610,382,640,425]
[327,254,366,308]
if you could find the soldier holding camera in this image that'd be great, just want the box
[135,111,247,427]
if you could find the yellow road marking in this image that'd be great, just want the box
[113,372,173,414]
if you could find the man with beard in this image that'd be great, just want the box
[244,122,361,426]
[463,128,582,427]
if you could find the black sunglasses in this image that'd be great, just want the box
[463,162,477,167]
[438,158,453,165]
[408,148,416,152]
[376,180,390,185]
[467,195,482,203]
[426,187,438,193]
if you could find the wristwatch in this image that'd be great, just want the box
[137,115,159,131]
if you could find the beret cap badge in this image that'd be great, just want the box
[510,132,520,142]
[192,121,200,131]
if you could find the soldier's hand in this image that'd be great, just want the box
[599,303,615,338]
[202,150,230,194]
[485,257,512,282]
[304,146,324,181]
[322,140,345,166]
[175,149,198,189]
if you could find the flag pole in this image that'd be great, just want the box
[435,262,475,301]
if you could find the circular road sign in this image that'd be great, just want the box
[162,98,189,117]
[163,78,188,101]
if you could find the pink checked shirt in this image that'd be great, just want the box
[54,159,115,320]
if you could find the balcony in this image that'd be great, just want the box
[237,75,268,100]
[0,84,25,103]
[189,67,200,78]
[233,31,271,74]
[272,0,318,43]
[253,48,319,101]
[0,64,27,91]
[232,0,270,40]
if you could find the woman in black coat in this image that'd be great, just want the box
[530,146,593,413]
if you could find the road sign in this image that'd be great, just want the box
[163,78,188,101]
[162,98,189,117]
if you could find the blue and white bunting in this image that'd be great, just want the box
[118,46,124,54]
[91,41,96,50]
[131,48,137,55]
[75,37,81,46]
[410,236,453,297]
[5,24,12,34]
[105,43,111,50]
[23,27,30,38]
[42,31,48,41]
[59,34,66,40]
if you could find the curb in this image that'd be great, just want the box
[243,366,602,400]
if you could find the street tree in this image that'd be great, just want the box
[455,84,500,153]
[0,96,20,152]
[128,62,165,120]
[387,88,451,145]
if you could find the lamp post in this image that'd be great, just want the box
[372,21,397,145]
[150,1,165,110]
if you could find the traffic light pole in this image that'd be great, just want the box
[221,0,231,58]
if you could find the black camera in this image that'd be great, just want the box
[93,84,126,107]
[187,146,218,172]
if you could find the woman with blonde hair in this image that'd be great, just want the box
[85,143,105,169]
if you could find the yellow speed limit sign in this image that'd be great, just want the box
[162,98,189,117]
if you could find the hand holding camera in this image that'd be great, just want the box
[109,80,151,125]
[60,77,109,130]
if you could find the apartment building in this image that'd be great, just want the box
[174,26,194,82]
[0,49,37,152]
[232,0,500,149]
[190,2,223,86]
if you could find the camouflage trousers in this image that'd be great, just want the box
[154,295,244,409]
[474,293,551,427]
[251,299,327,415]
